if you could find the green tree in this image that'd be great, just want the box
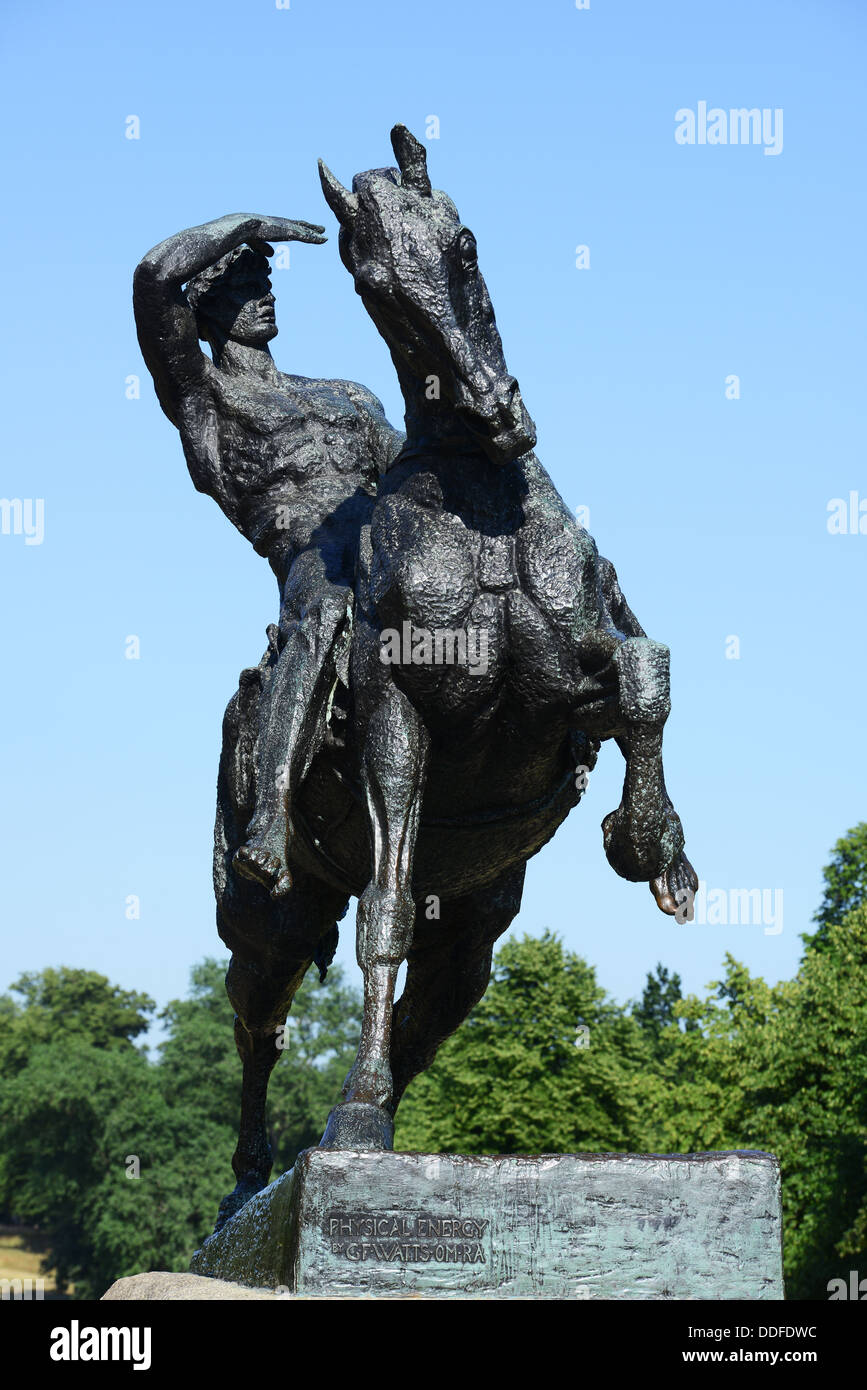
[0,1038,230,1297]
[0,967,154,1076]
[267,964,364,1170]
[157,956,363,1174]
[805,822,867,953]
[156,959,241,1140]
[0,957,363,1295]
[632,963,698,1053]
[652,907,867,1300]
[395,931,664,1154]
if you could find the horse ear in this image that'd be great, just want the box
[318,160,359,226]
[390,124,432,197]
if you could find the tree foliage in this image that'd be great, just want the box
[395,931,662,1154]
[2,823,866,1300]
[646,908,867,1300]
[0,967,154,1076]
[806,821,867,953]
[0,959,359,1296]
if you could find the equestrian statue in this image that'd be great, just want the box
[133,125,697,1231]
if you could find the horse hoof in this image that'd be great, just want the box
[319,1102,394,1152]
[212,1175,265,1234]
[651,852,699,917]
[602,805,684,882]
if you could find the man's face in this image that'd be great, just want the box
[210,265,278,345]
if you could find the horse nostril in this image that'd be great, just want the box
[577,631,621,677]
[495,379,522,426]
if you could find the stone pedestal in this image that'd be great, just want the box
[190,1149,783,1300]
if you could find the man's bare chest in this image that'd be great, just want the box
[212,376,371,491]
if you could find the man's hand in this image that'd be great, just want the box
[134,211,329,426]
[136,214,327,287]
[246,217,327,256]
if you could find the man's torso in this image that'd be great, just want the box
[180,368,391,566]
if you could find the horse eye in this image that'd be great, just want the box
[458,230,478,267]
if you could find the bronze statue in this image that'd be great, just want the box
[133,214,402,897]
[134,128,697,1232]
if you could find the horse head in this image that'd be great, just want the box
[318,124,536,464]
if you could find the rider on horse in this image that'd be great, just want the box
[133,213,404,898]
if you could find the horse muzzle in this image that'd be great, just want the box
[456,379,537,464]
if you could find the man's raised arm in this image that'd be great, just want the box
[132,214,327,423]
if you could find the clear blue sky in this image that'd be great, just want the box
[1,0,864,1034]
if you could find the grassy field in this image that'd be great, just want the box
[0,1225,73,1299]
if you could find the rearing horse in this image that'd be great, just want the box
[206,127,697,1229]
[314,126,698,1145]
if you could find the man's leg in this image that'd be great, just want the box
[234,549,352,898]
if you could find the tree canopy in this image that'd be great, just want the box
[2,824,866,1300]
[0,959,359,1297]
[806,821,867,953]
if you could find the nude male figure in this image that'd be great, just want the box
[133,213,403,895]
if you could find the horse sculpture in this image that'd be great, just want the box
[210,126,697,1228]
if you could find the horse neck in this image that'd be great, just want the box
[391,352,480,455]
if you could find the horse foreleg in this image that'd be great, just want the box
[601,638,686,882]
[595,557,698,910]
[344,676,430,1114]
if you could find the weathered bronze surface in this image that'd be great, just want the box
[190,1150,783,1300]
[134,126,697,1234]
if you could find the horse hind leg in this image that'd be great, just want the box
[214,948,309,1232]
[213,865,347,1232]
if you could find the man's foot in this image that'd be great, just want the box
[651,851,699,917]
[233,820,292,899]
